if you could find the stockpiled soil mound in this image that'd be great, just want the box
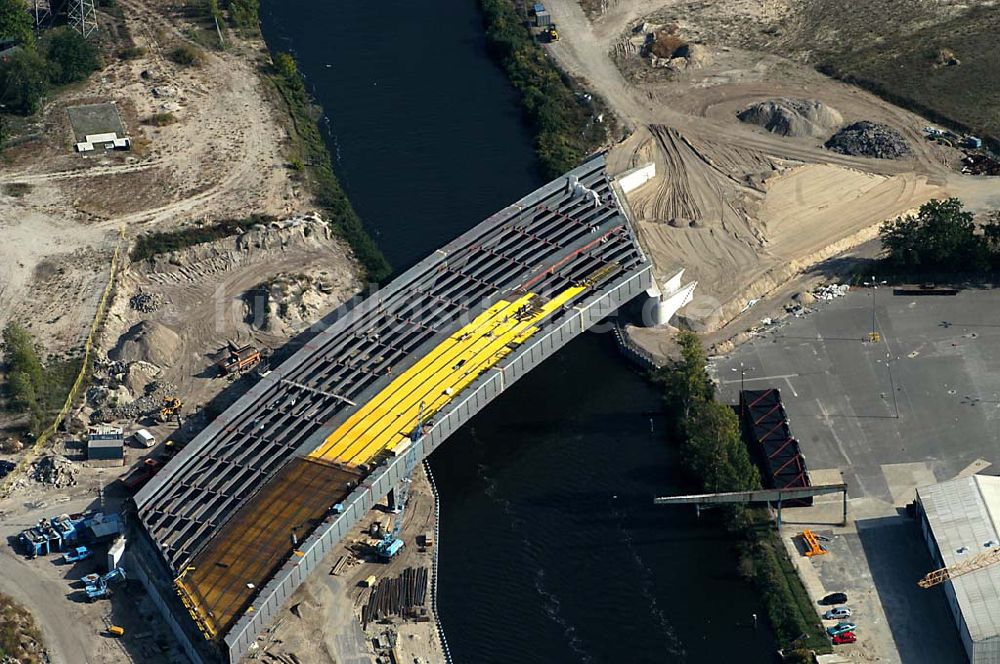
[110,320,181,368]
[737,98,843,138]
[824,121,911,159]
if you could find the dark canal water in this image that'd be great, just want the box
[259,1,777,661]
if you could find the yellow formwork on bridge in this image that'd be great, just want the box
[309,285,585,467]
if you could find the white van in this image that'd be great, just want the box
[134,429,155,448]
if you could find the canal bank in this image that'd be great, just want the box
[259,0,778,661]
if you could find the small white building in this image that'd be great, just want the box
[916,474,1000,662]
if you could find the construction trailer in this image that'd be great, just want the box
[88,425,125,461]
[739,389,813,505]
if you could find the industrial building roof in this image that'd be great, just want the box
[918,474,1000,643]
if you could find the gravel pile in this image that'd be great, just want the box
[32,455,78,488]
[129,290,164,313]
[737,98,843,138]
[824,121,910,159]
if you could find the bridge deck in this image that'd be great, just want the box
[132,155,650,648]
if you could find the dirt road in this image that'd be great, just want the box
[539,0,998,333]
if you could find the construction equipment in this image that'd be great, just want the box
[85,567,126,602]
[546,25,559,42]
[218,341,262,376]
[107,625,125,637]
[64,545,93,564]
[158,396,183,424]
[918,547,1000,588]
[121,458,163,492]
[800,529,828,557]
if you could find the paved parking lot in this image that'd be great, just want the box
[713,287,1000,662]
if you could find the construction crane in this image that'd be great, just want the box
[918,547,1000,588]
[376,402,428,560]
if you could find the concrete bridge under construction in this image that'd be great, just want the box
[128,155,692,663]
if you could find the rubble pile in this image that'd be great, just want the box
[737,98,843,138]
[92,380,177,422]
[32,455,79,488]
[824,121,911,159]
[129,290,164,313]
[813,283,850,300]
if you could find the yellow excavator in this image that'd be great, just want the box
[158,396,183,424]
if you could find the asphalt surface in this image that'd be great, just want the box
[714,286,1000,662]
[715,287,1000,500]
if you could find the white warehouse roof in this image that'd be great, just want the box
[918,474,1000,643]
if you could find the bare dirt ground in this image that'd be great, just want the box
[538,0,1000,335]
[0,0,309,355]
[0,3,363,661]
[249,464,444,664]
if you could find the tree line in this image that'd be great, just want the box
[478,0,610,179]
[0,0,100,118]
[880,198,1000,275]
[653,332,830,658]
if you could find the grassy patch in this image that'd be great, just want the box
[772,1,1000,149]
[479,0,613,179]
[130,215,274,262]
[263,54,391,283]
[170,44,204,67]
[2,182,32,197]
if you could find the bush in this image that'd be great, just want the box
[0,0,34,48]
[227,0,259,30]
[44,27,100,85]
[131,215,274,261]
[117,45,146,60]
[0,49,50,115]
[170,44,203,66]
[144,112,177,126]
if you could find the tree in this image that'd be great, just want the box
[44,27,99,85]
[274,52,297,81]
[683,400,759,493]
[0,48,48,114]
[0,0,33,48]
[880,198,988,272]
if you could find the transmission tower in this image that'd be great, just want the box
[67,0,98,39]
[33,0,54,33]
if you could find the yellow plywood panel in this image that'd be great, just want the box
[310,285,584,467]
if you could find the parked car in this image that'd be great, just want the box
[832,631,857,645]
[827,622,857,637]
[820,592,848,605]
[823,607,853,620]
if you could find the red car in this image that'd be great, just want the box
[832,631,857,645]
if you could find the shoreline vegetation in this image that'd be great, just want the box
[128,0,392,283]
[653,332,832,658]
[478,0,615,179]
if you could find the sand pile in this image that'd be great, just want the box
[737,98,843,138]
[110,320,181,368]
[824,121,911,159]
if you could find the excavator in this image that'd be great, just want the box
[158,396,183,424]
